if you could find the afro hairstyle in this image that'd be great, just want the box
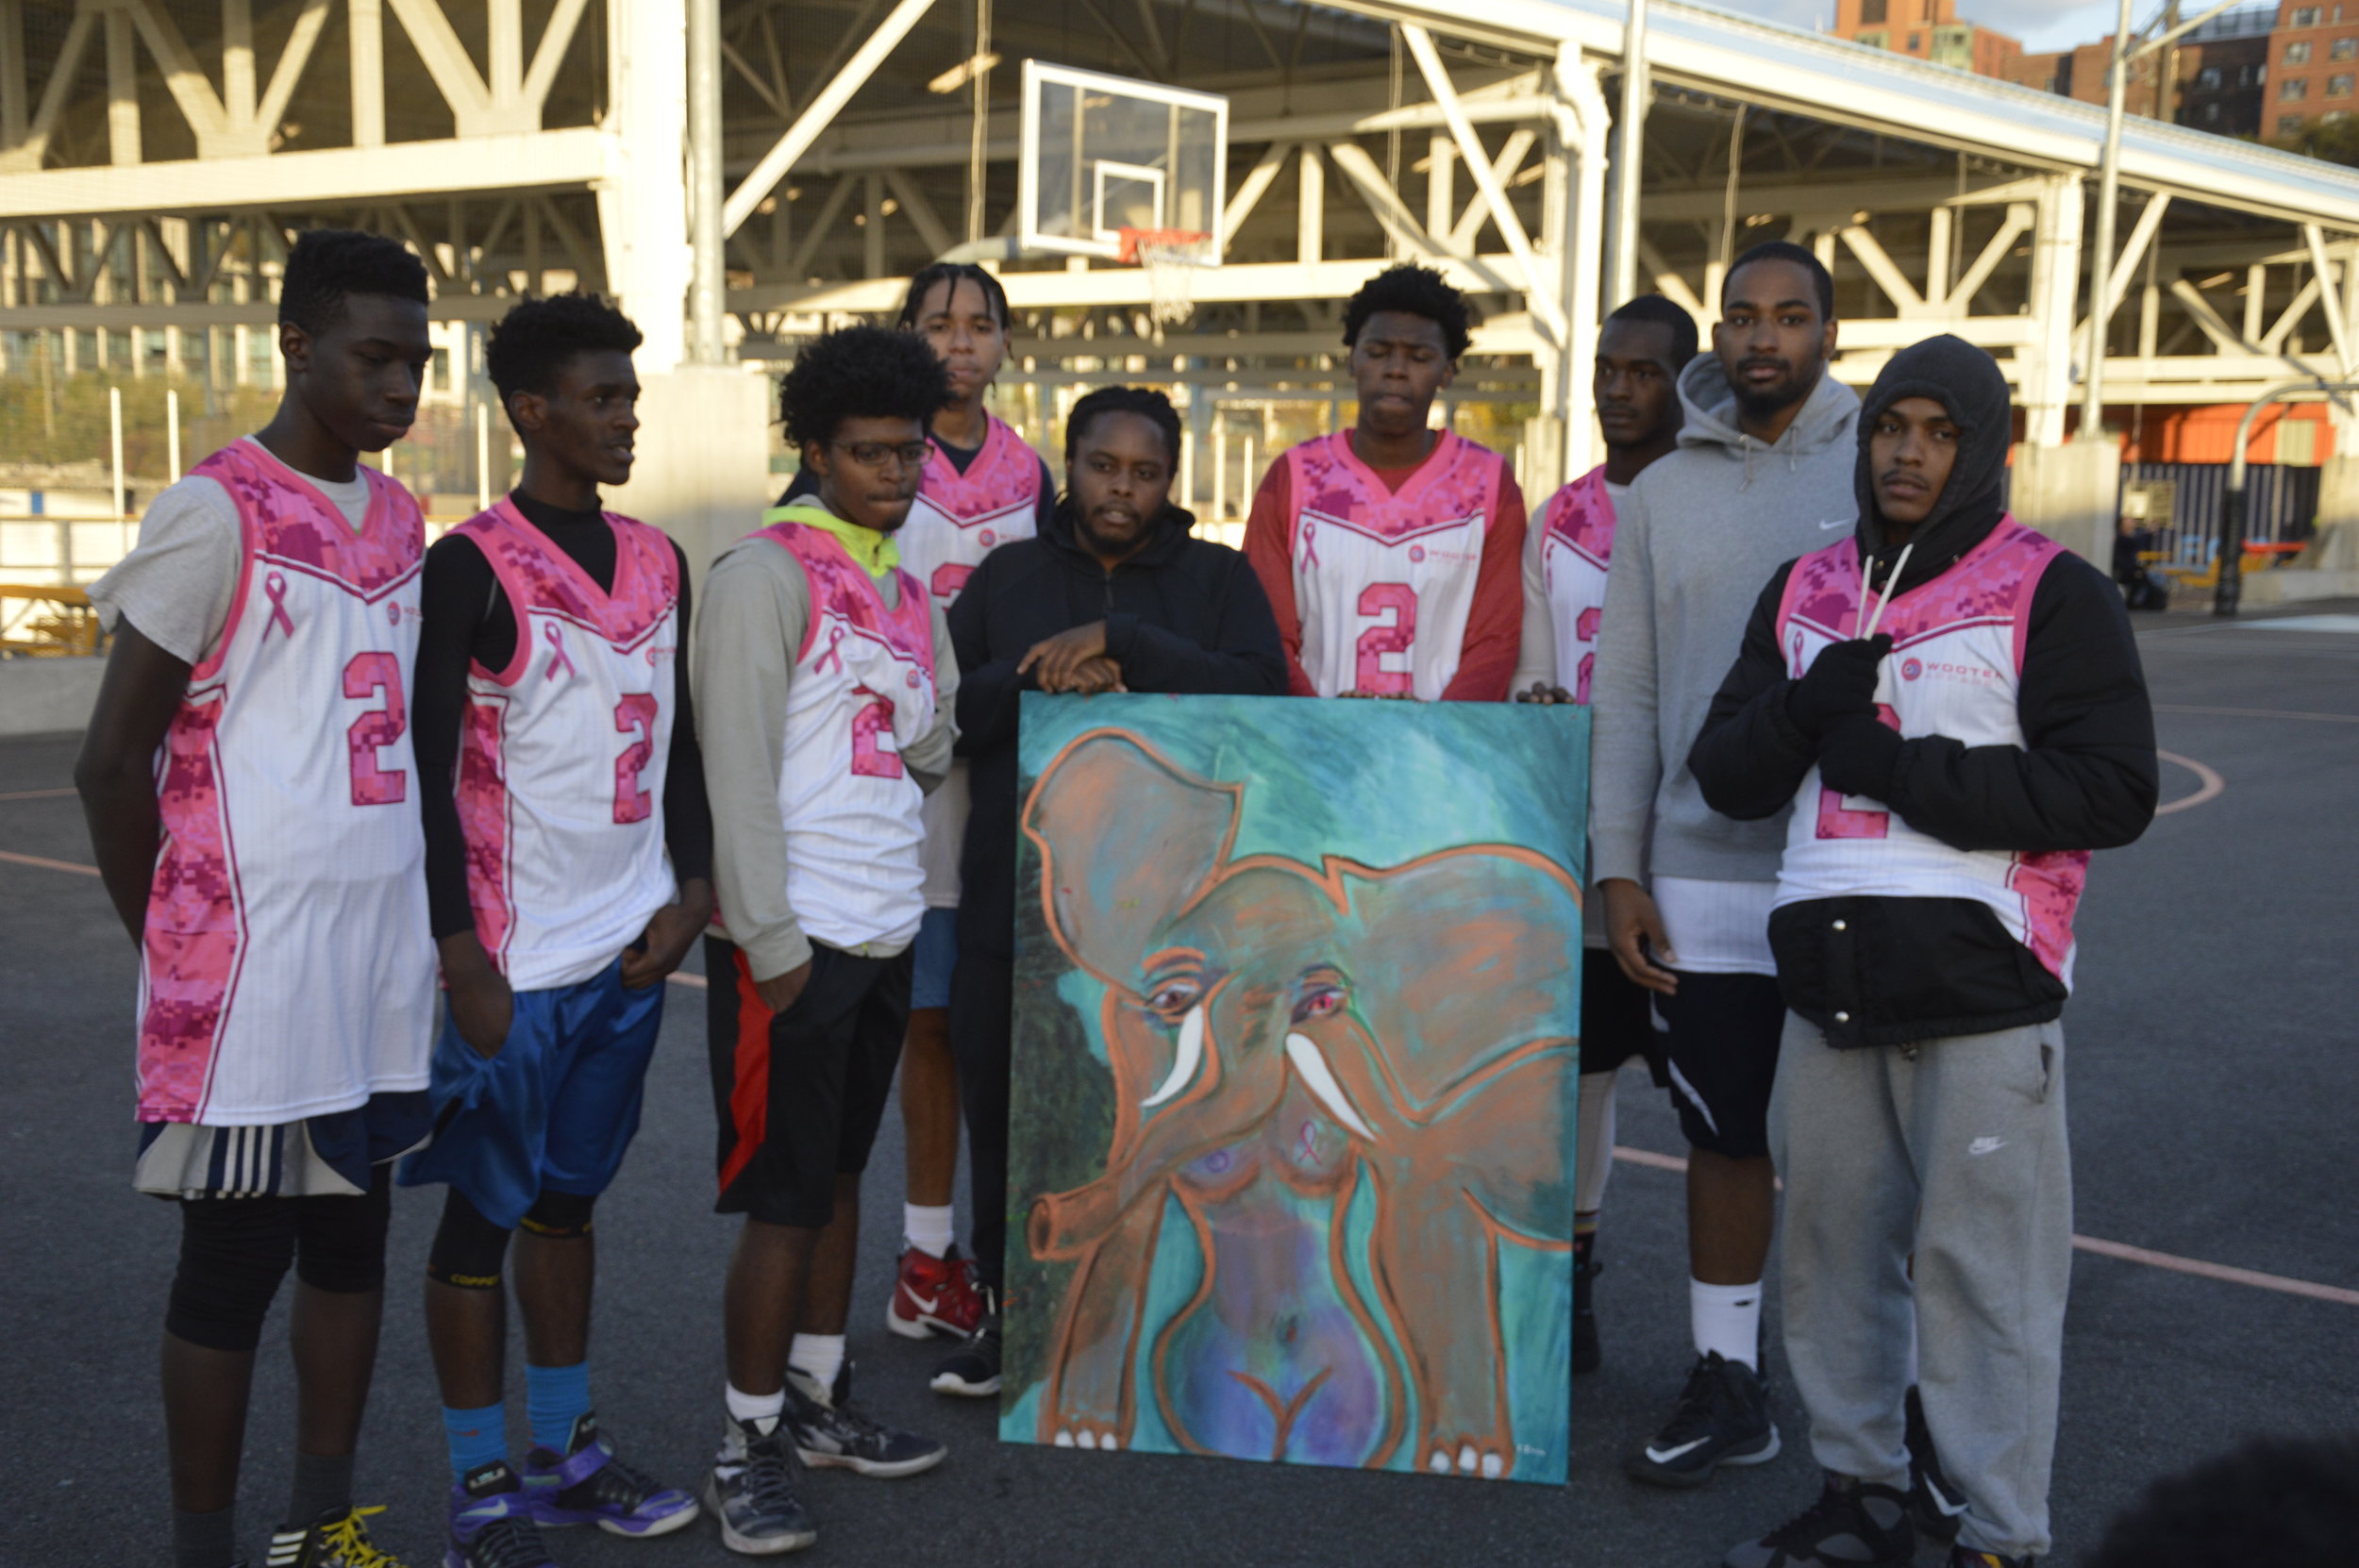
[277,229,429,338]
[485,292,643,427]
[778,325,951,450]
[1064,385,1182,468]
[1342,262,1474,360]
[1723,241,1836,322]
[2083,1434,2359,1568]
[1604,293,1701,371]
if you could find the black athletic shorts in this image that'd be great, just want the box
[708,935,912,1228]
[1580,948,1668,1083]
[1651,970,1785,1160]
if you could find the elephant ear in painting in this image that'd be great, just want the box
[1336,848,1581,1114]
[1022,729,1243,983]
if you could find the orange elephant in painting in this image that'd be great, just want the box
[1019,728,1579,1478]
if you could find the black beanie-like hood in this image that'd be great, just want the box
[1854,333,2014,591]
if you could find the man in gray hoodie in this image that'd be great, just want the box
[1593,242,1859,1489]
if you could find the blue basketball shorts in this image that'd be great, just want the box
[398,958,666,1229]
[911,906,959,1011]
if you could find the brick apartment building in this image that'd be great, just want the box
[1832,0,2024,76]
[2267,1,2359,140]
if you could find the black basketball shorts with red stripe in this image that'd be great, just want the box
[707,934,912,1228]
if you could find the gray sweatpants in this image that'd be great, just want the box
[1767,1012,2072,1560]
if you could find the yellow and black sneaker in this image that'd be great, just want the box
[264,1505,412,1568]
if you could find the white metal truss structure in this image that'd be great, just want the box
[8,0,2359,497]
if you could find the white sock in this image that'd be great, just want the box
[1690,1278,1764,1369]
[1575,1070,1619,1214]
[787,1333,846,1393]
[725,1381,785,1426]
[904,1203,955,1259]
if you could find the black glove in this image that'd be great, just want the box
[1817,713,1905,804]
[1783,635,1893,741]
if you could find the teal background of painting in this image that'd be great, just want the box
[1001,692,1590,1482]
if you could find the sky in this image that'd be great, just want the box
[1713,0,2129,52]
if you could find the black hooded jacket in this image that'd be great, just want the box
[948,498,1287,960]
[1688,335,2158,1046]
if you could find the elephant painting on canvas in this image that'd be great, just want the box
[1009,720,1582,1481]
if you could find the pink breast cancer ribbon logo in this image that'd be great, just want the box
[544,622,578,682]
[815,623,847,676]
[1300,520,1321,570]
[261,571,295,642]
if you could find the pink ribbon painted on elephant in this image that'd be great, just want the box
[261,571,294,641]
[543,621,577,681]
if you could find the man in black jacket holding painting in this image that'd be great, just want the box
[1690,336,2155,1568]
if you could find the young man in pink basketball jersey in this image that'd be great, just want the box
[78,229,437,1568]
[696,326,961,1555]
[399,294,710,1567]
[777,264,1054,1346]
[1511,293,1697,1379]
[1245,262,1526,702]
[1692,337,2156,1568]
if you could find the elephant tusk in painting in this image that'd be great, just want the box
[1283,1033,1378,1140]
[1140,1004,1207,1109]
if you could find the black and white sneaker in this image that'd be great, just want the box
[1905,1384,1966,1543]
[1724,1472,1916,1568]
[929,1311,1001,1398]
[1625,1351,1781,1489]
[784,1363,946,1478]
[707,1414,817,1556]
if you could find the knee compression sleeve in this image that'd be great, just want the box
[426,1188,511,1291]
[519,1189,596,1240]
[293,1165,394,1294]
[167,1197,299,1352]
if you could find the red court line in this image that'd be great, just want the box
[2153,750,2224,816]
[2154,703,2359,724]
[1613,1145,2358,1309]
[0,848,98,876]
[0,787,77,802]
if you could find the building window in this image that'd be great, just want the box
[2283,113,2307,131]
[2289,41,2315,63]
[1906,32,1920,48]
[2293,6,2321,25]
[2204,101,2223,121]
[2198,65,2223,89]
[2334,37,2356,58]
[2329,109,2353,122]
[2284,76,2310,99]
[1859,0,1887,21]
[2333,73,2354,93]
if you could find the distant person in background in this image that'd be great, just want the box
[1245,262,1526,701]
[933,386,1286,1400]
[1591,241,1859,1494]
[696,325,960,1555]
[2113,513,2169,610]
[401,293,708,1568]
[76,228,437,1568]
[2083,1435,2359,1568]
[1691,335,2156,1568]
[1511,292,1698,1379]
[779,262,1055,1351]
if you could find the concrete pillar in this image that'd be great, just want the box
[2010,441,2119,568]
[599,0,690,376]
[627,367,776,590]
[2009,174,2115,567]
[2304,454,2359,570]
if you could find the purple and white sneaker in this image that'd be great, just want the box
[447,1461,554,1568]
[522,1412,699,1538]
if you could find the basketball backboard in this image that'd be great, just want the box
[1017,61,1229,264]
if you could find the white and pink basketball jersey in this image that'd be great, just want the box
[1282,430,1507,700]
[753,514,939,953]
[1772,519,2088,987]
[139,442,437,1126]
[902,415,1042,609]
[1536,466,1616,707]
[453,501,682,991]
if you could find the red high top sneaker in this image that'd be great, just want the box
[885,1244,984,1340]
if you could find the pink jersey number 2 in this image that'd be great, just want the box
[343,652,408,807]
[850,686,905,778]
[613,692,660,825]
[1573,606,1601,706]
[1353,583,1418,696]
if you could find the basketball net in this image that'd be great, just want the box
[1118,227,1213,326]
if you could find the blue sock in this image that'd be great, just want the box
[442,1403,507,1483]
[526,1360,593,1453]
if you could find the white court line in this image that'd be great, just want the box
[2153,750,2225,816]
[1612,1144,2359,1307]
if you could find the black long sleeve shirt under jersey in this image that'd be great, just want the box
[413,491,713,942]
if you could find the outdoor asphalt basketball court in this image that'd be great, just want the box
[3,605,2353,1567]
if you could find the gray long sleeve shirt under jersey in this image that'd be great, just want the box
[693,532,960,982]
[1590,358,1861,887]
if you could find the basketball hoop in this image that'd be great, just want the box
[1119,227,1213,325]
